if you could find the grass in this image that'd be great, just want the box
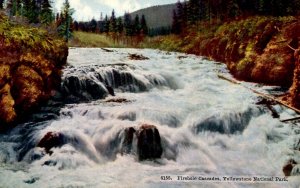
[69,31,127,48]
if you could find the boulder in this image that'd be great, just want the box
[283,159,297,176]
[128,53,149,60]
[136,124,163,160]
[120,127,136,155]
[37,132,65,154]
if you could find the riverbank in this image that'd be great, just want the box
[0,13,68,127]
[143,16,300,108]
[145,16,299,86]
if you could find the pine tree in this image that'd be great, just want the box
[171,10,180,34]
[57,0,74,41]
[109,9,117,33]
[124,12,133,36]
[40,0,54,24]
[116,17,123,34]
[227,0,240,18]
[134,14,140,35]
[26,0,39,23]
[140,15,148,35]
[176,0,187,32]
[103,15,110,33]
[188,0,199,24]
[89,18,97,32]
[0,0,4,9]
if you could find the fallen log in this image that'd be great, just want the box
[101,48,114,52]
[280,116,300,123]
[217,74,300,116]
[217,74,240,85]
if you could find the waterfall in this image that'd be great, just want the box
[0,48,299,188]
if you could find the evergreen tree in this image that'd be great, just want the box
[26,0,39,23]
[57,0,74,41]
[133,14,140,35]
[176,0,187,33]
[124,12,133,36]
[116,17,123,34]
[188,0,199,24]
[40,0,54,24]
[109,9,117,33]
[227,0,240,18]
[103,15,110,33]
[89,18,97,32]
[73,20,79,31]
[140,15,148,35]
[0,0,4,9]
[171,10,180,34]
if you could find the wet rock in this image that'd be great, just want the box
[128,53,149,60]
[136,124,163,160]
[283,159,297,176]
[256,98,280,118]
[105,98,131,103]
[62,76,108,102]
[105,85,115,96]
[37,132,66,154]
[120,127,136,155]
[177,55,187,59]
[101,48,114,52]
[291,164,300,176]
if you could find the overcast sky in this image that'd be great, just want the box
[54,0,177,21]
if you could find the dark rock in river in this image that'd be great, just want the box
[105,85,115,96]
[37,132,66,154]
[136,124,163,160]
[283,159,297,176]
[128,53,149,60]
[120,127,136,155]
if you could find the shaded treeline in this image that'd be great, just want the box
[172,0,300,34]
[72,10,149,45]
[0,0,53,24]
[0,0,74,41]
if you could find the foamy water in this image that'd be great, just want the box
[0,48,299,188]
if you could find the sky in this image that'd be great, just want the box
[54,0,178,21]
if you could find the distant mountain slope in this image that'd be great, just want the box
[130,3,176,29]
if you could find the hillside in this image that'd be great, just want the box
[130,3,176,29]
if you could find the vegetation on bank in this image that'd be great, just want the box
[146,16,300,86]
[0,12,68,127]
[69,31,125,48]
[0,0,75,127]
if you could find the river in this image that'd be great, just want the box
[0,48,300,188]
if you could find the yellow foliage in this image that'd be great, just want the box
[0,84,17,123]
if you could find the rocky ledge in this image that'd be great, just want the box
[0,14,68,128]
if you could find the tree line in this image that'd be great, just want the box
[73,10,149,37]
[0,0,73,41]
[0,0,54,24]
[172,0,300,34]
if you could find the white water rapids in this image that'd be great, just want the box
[0,48,300,187]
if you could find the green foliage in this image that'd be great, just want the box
[109,9,117,33]
[0,12,66,56]
[40,0,54,24]
[57,0,74,41]
[69,31,125,48]
[0,0,3,9]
